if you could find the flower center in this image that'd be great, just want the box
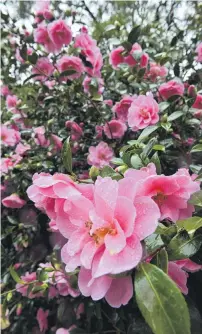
[140,108,148,118]
[1,134,6,141]
[152,192,167,205]
[85,221,116,246]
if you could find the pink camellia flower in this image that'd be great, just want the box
[35,0,53,22]
[78,267,133,308]
[158,80,184,100]
[87,141,114,168]
[15,47,32,64]
[184,138,195,146]
[194,110,202,119]
[34,126,50,147]
[36,308,49,332]
[56,327,76,334]
[196,42,202,62]
[65,121,83,141]
[104,120,127,139]
[140,53,149,68]
[27,172,93,221]
[51,134,63,151]
[1,125,20,146]
[57,56,84,81]
[95,125,103,139]
[74,29,103,77]
[6,95,20,112]
[123,163,200,222]
[128,95,159,131]
[145,62,168,82]
[109,46,125,69]
[15,143,31,155]
[192,94,202,109]
[175,259,202,272]
[2,194,26,208]
[0,155,22,174]
[113,95,136,122]
[34,24,56,53]
[124,43,142,67]
[32,57,54,81]
[1,85,11,96]
[48,19,72,52]
[16,272,43,299]
[45,80,55,89]
[104,100,113,107]
[59,176,160,278]
[187,85,197,98]
[83,76,104,95]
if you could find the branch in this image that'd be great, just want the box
[82,0,97,22]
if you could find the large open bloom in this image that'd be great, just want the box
[192,94,202,109]
[32,57,54,81]
[48,19,72,52]
[145,62,168,82]
[57,56,84,81]
[104,120,127,139]
[128,95,159,131]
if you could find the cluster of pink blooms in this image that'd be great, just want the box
[27,162,200,307]
[16,263,79,300]
[110,43,149,69]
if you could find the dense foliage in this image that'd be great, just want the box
[1,1,202,334]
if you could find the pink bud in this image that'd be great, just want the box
[188,85,197,98]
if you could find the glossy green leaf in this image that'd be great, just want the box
[191,144,202,153]
[138,125,159,141]
[188,190,202,207]
[59,69,77,77]
[152,248,168,273]
[135,262,190,334]
[28,52,38,65]
[150,152,161,174]
[159,102,170,112]
[177,216,202,233]
[62,137,72,173]
[9,266,25,284]
[131,154,143,169]
[19,44,27,61]
[144,233,164,254]
[167,111,183,121]
[128,25,141,44]
[167,230,202,260]
[110,157,124,165]
[152,144,165,152]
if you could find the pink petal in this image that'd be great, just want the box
[104,219,126,254]
[118,178,137,202]
[133,196,160,240]
[61,244,81,272]
[90,275,112,300]
[105,276,133,308]
[80,240,99,269]
[94,177,118,221]
[94,235,142,278]
[168,262,188,295]
[114,196,136,237]
[65,229,89,256]
[56,216,77,238]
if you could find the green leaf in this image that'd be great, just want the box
[161,122,172,131]
[177,216,202,233]
[100,166,116,177]
[59,69,77,77]
[189,190,202,207]
[62,137,72,173]
[144,233,164,255]
[135,262,190,334]
[128,25,141,44]
[131,154,143,169]
[159,102,170,112]
[152,248,168,273]
[28,52,38,65]
[122,41,132,52]
[167,111,183,122]
[6,291,13,302]
[23,73,40,84]
[104,24,116,32]
[191,144,202,153]
[138,125,159,141]
[110,157,124,165]
[70,329,86,334]
[167,230,202,260]
[19,44,27,61]
[174,63,180,77]
[152,144,165,152]
[142,138,157,159]
[9,266,25,284]
[132,50,143,61]
[92,92,103,101]
[150,152,161,174]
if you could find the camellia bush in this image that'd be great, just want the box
[1,1,202,333]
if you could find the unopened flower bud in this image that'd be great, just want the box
[188,85,197,98]
[89,166,100,181]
